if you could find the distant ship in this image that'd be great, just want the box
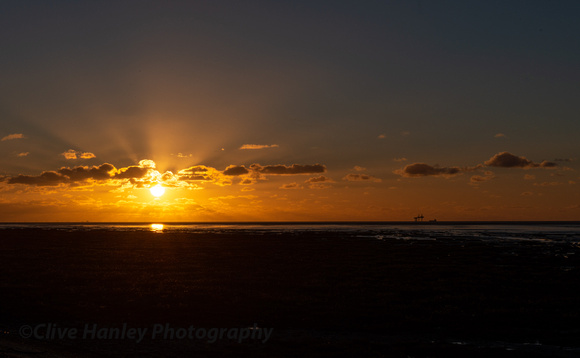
[413,214,437,223]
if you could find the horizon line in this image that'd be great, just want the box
[1,220,579,225]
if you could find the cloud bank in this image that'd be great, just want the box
[3,160,328,189]
[484,152,556,168]
[395,152,557,179]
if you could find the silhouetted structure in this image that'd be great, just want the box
[414,214,424,222]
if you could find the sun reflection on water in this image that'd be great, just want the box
[150,223,164,233]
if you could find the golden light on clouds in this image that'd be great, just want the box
[0,150,577,221]
[1,133,24,141]
[239,144,279,150]
[62,150,97,160]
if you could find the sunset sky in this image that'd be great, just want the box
[1,1,578,222]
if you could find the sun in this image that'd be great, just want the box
[150,184,165,197]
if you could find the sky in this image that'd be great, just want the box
[1,1,579,222]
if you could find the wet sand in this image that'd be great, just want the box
[1,228,580,357]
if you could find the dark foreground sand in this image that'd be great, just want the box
[1,228,580,357]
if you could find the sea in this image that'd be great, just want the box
[1,221,579,242]
[2,221,580,356]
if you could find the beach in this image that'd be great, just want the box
[1,224,580,357]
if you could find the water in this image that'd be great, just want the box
[1,221,579,243]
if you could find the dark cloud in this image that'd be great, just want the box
[250,164,326,175]
[7,171,66,186]
[59,163,115,181]
[178,165,217,181]
[470,171,495,184]
[4,161,330,188]
[343,173,382,182]
[113,165,149,179]
[305,175,333,183]
[484,152,556,168]
[280,182,300,189]
[223,165,249,176]
[394,163,462,178]
[7,164,117,186]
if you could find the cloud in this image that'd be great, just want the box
[353,166,366,171]
[484,152,556,169]
[17,152,29,157]
[305,175,334,189]
[280,182,300,189]
[113,165,150,179]
[223,165,249,176]
[60,163,116,181]
[343,173,382,182]
[470,171,495,184]
[6,163,116,186]
[305,175,333,184]
[249,164,326,175]
[62,150,78,160]
[394,151,556,181]
[554,158,574,162]
[178,165,218,181]
[80,152,96,159]
[494,133,506,138]
[377,134,386,139]
[175,153,193,158]
[1,133,24,141]
[4,160,329,190]
[533,181,563,187]
[239,144,279,150]
[6,171,67,186]
[394,163,462,178]
[62,149,96,160]
[524,174,535,180]
[393,157,407,162]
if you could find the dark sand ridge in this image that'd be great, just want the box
[1,228,580,357]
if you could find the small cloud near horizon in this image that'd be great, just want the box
[62,149,96,160]
[494,133,507,138]
[470,171,495,184]
[554,158,574,162]
[2,133,24,141]
[484,152,556,169]
[239,144,279,150]
[17,152,29,157]
[394,163,461,178]
[343,173,382,182]
[280,182,300,189]
[377,134,386,139]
